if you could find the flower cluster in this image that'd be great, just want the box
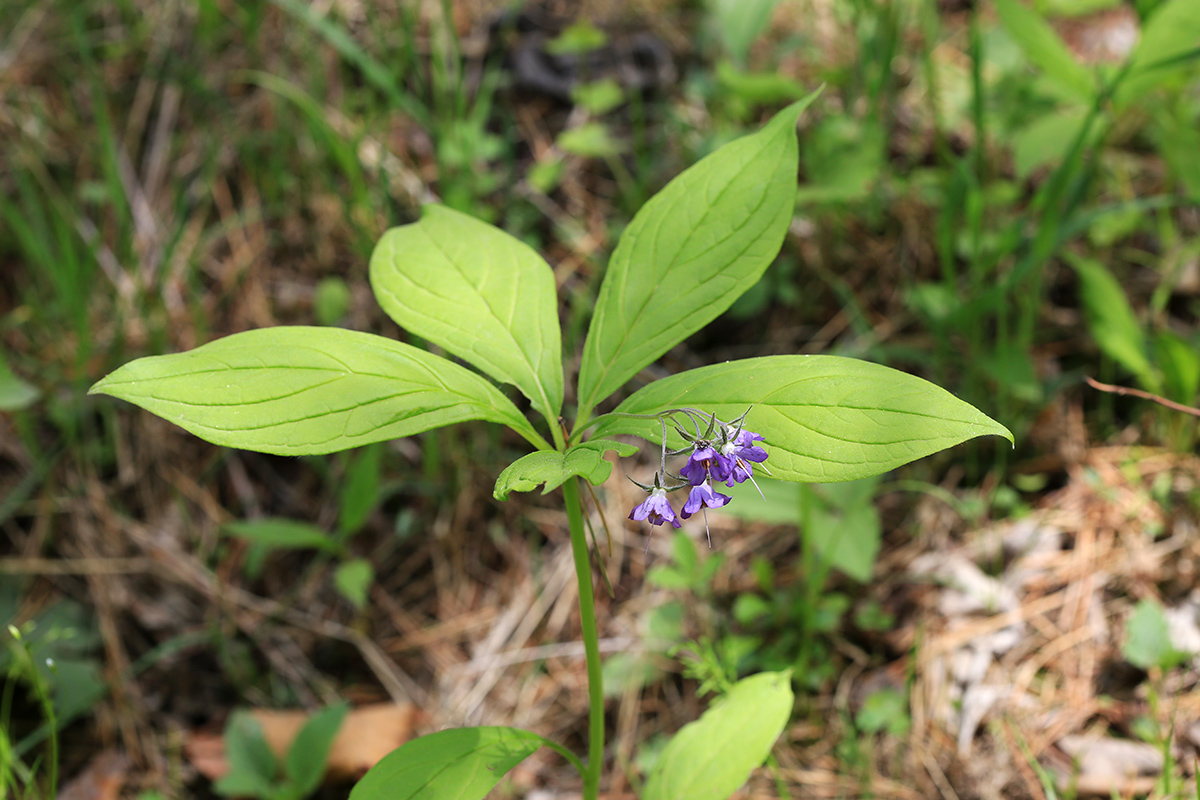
[627,410,769,544]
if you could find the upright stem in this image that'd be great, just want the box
[561,477,604,800]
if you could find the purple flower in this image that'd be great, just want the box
[681,479,732,519]
[628,486,682,529]
[717,425,769,486]
[681,444,734,485]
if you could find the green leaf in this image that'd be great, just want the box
[370,204,564,422]
[557,122,623,158]
[214,711,277,799]
[223,519,340,553]
[493,439,638,500]
[338,443,382,538]
[716,61,809,106]
[576,92,820,420]
[333,559,374,610]
[801,478,881,582]
[590,355,1013,483]
[706,0,785,64]
[89,326,539,455]
[1116,0,1200,108]
[571,78,624,115]
[0,354,38,411]
[1155,331,1200,405]
[285,702,349,798]
[1123,598,1188,671]
[1066,253,1157,390]
[644,670,793,800]
[994,0,1094,101]
[349,727,544,800]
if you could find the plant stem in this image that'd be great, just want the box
[562,478,604,800]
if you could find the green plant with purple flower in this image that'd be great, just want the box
[90,91,1010,800]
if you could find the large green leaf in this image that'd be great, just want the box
[349,727,543,800]
[995,0,1094,102]
[576,92,819,421]
[589,355,1013,483]
[370,205,563,422]
[90,327,539,455]
[493,439,638,501]
[644,671,793,800]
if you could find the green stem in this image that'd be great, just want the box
[562,478,604,800]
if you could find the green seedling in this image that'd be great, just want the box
[214,702,349,800]
[91,97,1011,799]
[1123,598,1189,673]
[223,444,384,609]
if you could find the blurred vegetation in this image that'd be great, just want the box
[2,0,1199,796]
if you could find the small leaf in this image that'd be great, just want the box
[644,670,793,800]
[493,439,638,500]
[590,355,1013,483]
[717,61,809,106]
[223,519,340,553]
[0,354,38,411]
[333,559,374,610]
[338,443,382,538]
[994,0,1094,101]
[1067,253,1157,390]
[558,122,623,158]
[349,727,544,800]
[89,327,539,455]
[1123,599,1187,671]
[576,91,820,420]
[285,702,350,797]
[214,711,278,799]
[313,277,352,326]
[370,205,563,423]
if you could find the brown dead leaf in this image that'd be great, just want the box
[185,703,421,784]
[56,750,128,800]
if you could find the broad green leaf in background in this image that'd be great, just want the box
[285,702,350,799]
[1012,107,1092,179]
[994,0,1094,102]
[1066,253,1158,390]
[801,478,881,582]
[223,519,341,553]
[89,327,542,455]
[576,92,819,421]
[493,439,638,500]
[349,727,545,800]
[706,0,785,64]
[796,116,886,205]
[1116,0,1200,108]
[590,355,1012,483]
[643,670,793,800]
[333,559,374,610]
[370,205,564,423]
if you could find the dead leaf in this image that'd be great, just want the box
[185,703,421,784]
[56,750,128,800]
[1057,735,1162,796]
